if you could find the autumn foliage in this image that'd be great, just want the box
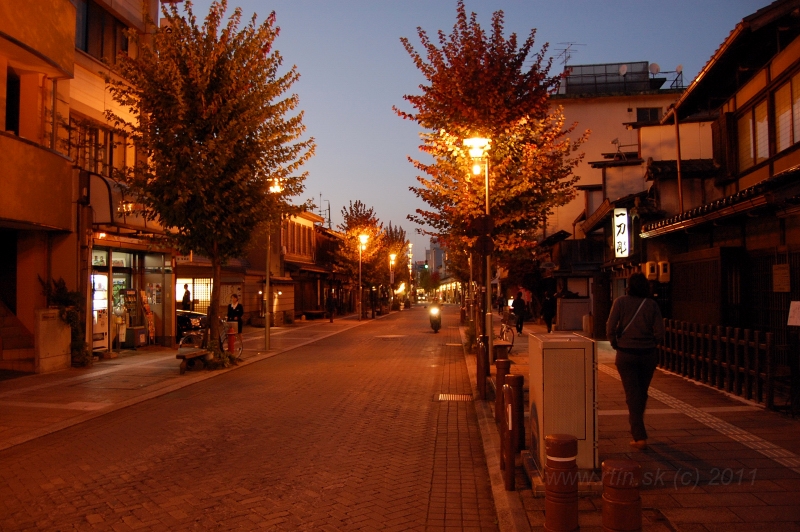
[396,1,587,278]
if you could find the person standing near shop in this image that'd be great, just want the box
[606,272,665,450]
[511,291,526,334]
[227,294,245,343]
[182,284,191,310]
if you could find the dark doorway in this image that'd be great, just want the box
[0,230,18,313]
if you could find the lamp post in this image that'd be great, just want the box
[407,243,413,304]
[389,253,397,308]
[264,179,283,351]
[358,234,368,320]
[464,136,492,362]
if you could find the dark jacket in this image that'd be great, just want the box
[511,297,526,317]
[227,303,244,323]
[541,296,556,319]
[606,296,664,350]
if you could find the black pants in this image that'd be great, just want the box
[514,313,524,333]
[543,315,554,332]
[615,348,658,441]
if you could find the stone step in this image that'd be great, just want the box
[0,357,35,373]
[2,347,35,360]
[0,329,34,349]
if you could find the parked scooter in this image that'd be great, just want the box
[429,304,441,333]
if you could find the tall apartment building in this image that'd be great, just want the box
[0,0,167,372]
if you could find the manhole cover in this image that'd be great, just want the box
[436,393,473,402]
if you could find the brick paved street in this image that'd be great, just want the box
[0,307,498,531]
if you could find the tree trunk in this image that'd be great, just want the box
[208,250,222,356]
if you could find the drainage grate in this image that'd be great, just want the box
[436,393,473,402]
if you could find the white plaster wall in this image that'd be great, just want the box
[640,122,713,161]
[546,91,681,237]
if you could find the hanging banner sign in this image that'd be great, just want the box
[614,208,629,258]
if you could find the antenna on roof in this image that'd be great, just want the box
[555,42,586,66]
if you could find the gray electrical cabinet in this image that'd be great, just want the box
[529,332,598,472]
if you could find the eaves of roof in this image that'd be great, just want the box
[641,163,800,238]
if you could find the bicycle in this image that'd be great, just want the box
[178,317,243,361]
[498,310,516,351]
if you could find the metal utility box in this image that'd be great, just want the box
[529,332,598,472]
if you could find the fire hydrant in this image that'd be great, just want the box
[227,323,236,353]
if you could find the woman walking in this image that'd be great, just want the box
[606,273,664,450]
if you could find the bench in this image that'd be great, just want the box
[303,310,326,320]
[176,349,207,374]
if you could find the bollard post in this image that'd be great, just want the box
[602,459,642,532]
[501,383,517,491]
[505,374,525,452]
[544,434,579,532]
[495,359,511,425]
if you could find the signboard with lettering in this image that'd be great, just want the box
[613,208,629,258]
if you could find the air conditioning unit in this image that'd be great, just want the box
[658,261,670,283]
[645,261,658,281]
[529,332,598,473]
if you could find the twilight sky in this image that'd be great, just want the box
[186,0,767,257]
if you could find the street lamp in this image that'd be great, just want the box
[358,234,368,321]
[464,136,492,362]
[389,253,397,307]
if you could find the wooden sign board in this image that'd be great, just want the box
[773,263,791,292]
[788,301,800,326]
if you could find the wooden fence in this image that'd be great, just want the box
[658,320,775,409]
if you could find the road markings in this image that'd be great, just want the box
[599,364,800,474]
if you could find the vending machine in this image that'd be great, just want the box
[91,273,109,351]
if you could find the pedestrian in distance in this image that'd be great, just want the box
[326,293,336,323]
[511,291,526,334]
[541,291,556,333]
[605,272,665,451]
[182,284,191,310]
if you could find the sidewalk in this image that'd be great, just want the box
[0,317,363,452]
[465,317,800,531]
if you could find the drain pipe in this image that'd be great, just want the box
[666,104,685,213]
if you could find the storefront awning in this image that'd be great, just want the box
[90,174,165,234]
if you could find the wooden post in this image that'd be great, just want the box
[744,329,752,400]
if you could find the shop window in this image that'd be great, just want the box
[75,0,130,65]
[737,99,769,171]
[111,251,131,268]
[91,250,108,267]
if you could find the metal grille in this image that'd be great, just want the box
[437,394,473,402]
